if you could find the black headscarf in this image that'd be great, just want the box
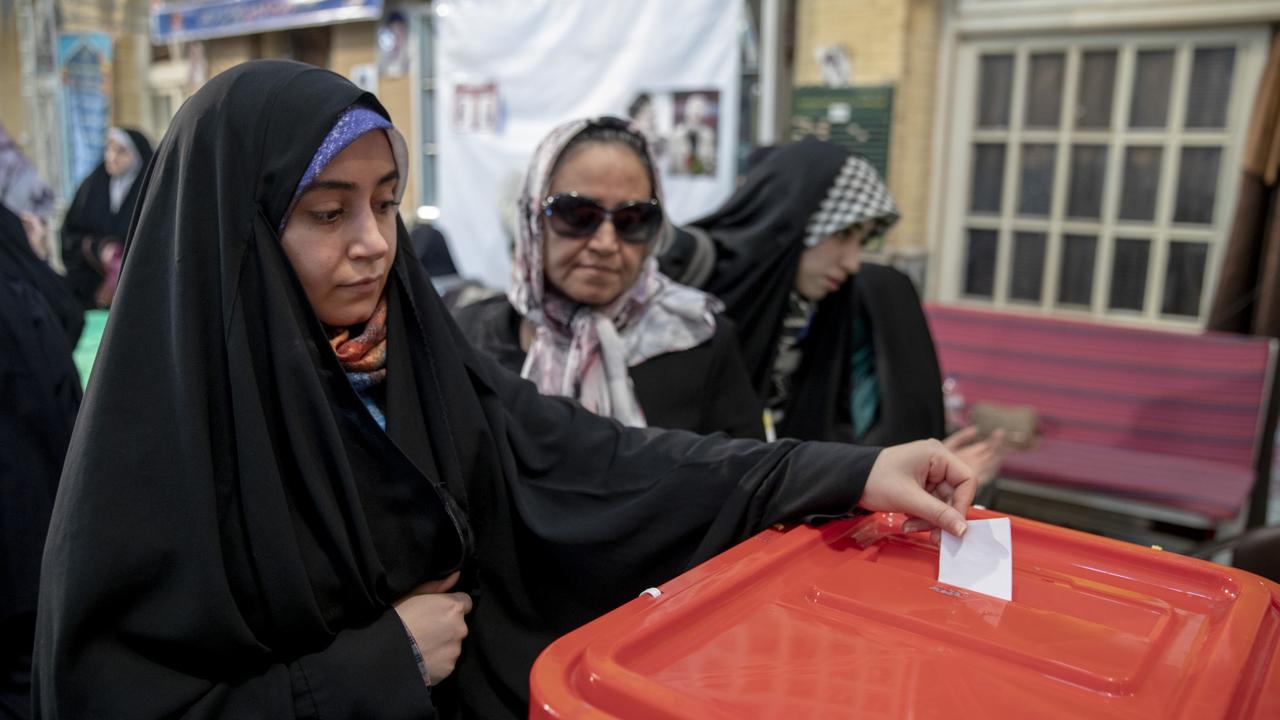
[0,204,83,345]
[34,61,879,720]
[679,139,942,444]
[686,138,851,396]
[60,127,153,309]
[1,217,80,718]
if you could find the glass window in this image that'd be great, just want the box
[1119,146,1163,221]
[1025,52,1065,128]
[1076,50,1117,128]
[978,54,1014,128]
[1129,49,1175,128]
[964,229,999,298]
[1017,144,1056,217]
[1109,238,1149,311]
[1009,232,1047,302]
[970,144,1006,214]
[1185,47,1235,129]
[1161,241,1208,316]
[1057,234,1097,306]
[1066,144,1107,219]
[1173,146,1220,224]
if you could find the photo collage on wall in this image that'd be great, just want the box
[628,90,720,177]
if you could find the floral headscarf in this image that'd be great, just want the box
[509,117,722,427]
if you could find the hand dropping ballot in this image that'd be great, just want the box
[938,517,1013,601]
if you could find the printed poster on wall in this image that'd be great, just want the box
[58,32,112,200]
[790,85,895,181]
[434,0,741,290]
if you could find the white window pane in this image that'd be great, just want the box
[1173,146,1221,224]
[1119,146,1163,221]
[978,54,1014,128]
[1076,50,1117,128]
[970,143,1006,214]
[1129,49,1175,128]
[1109,238,1149,311]
[1009,232,1046,302]
[1185,47,1235,129]
[1057,234,1097,306]
[1017,144,1055,217]
[1067,144,1107,219]
[1161,241,1208,316]
[1025,52,1065,128]
[965,229,999,298]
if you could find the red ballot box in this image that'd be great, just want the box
[530,509,1280,719]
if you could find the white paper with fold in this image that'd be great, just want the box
[938,517,1013,601]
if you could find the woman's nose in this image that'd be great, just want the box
[350,209,391,259]
[585,216,622,254]
[839,241,861,274]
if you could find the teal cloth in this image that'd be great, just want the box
[849,313,879,438]
[73,310,108,389]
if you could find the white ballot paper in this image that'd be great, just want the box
[938,517,1013,601]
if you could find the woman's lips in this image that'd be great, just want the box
[342,276,380,292]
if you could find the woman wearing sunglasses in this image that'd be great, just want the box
[455,117,763,438]
[663,139,1004,483]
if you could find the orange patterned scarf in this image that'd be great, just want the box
[328,295,388,390]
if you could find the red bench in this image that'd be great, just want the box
[926,304,1277,544]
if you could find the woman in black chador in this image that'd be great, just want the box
[0,203,81,720]
[666,140,1003,483]
[61,126,153,310]
[34,61,975,720]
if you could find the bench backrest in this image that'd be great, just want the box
[925,304,1277,469]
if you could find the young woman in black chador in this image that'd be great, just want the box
[666,139,1003,479]
[34,62,975,719]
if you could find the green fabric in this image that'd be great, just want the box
[73,310,108,389]
[849,312,879,438]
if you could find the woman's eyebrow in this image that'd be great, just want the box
[300,170,399,196]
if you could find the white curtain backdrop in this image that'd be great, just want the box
[434,0,741,289]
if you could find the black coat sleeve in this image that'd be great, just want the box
[455,347,882,718]
[701,318,766,440]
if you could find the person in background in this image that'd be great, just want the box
[408,221,500,310]
[0,204,82,345]
[0,123,56,224]
[664,138,1004,483]
[33,62,977,720]
[61,127,153,310]
[0,205,81,720]
[454,116,763,438]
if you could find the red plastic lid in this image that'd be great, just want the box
[531,510,1280,719]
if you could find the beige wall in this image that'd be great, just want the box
[111,32,150,130]
[791,0,940,255]
[331,21,418,220]
[1,13,26,143]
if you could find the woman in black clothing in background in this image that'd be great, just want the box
[61,127,153,310]
[0,204,80,720]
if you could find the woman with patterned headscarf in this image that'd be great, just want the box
[665,139,1003,482]
[455,116,763,438]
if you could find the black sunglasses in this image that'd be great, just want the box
[542,192,663,245]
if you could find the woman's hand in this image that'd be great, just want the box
[19,211,47,260]
[859,439,976,541]
[943,426,1006,487]
[393,571,473,685]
